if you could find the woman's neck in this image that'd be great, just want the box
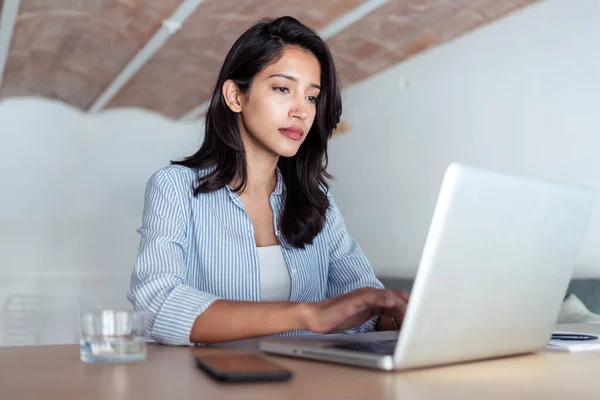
[236,131,279,197]
[244,152,278,196]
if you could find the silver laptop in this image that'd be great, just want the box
[260,163,596,371]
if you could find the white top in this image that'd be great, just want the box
[257,245,291,301]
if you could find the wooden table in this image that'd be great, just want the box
[2,323,600,399]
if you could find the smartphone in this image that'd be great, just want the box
[195,353,293,383]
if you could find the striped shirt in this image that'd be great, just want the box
[127,165,384,345]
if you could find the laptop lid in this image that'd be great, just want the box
[392,163,596,369]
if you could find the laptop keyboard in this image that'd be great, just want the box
[327,339,397,355]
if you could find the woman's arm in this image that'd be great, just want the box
[189,300,305,343]
[190,288,406,343]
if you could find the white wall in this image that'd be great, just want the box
[328,0,600,278]
[0,97,202,345]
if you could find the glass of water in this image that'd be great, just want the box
[79,309,147,363]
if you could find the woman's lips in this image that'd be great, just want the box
[278,127,304,141]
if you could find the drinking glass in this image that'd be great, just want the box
[79,309,147,363]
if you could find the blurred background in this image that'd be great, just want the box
[1,0,600,346]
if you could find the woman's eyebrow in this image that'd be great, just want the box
[268,73,321,90]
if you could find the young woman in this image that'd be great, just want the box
[127,16,409,345]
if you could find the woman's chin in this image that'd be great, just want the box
[273,143,302,158]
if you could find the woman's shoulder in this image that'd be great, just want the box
[146,164,217,198]
[147,164,200,189]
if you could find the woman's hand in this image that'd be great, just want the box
[300,288,408,334]
[375,289,410,331]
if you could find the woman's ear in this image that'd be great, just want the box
[222,80,243,113]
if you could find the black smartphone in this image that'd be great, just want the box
[195,353,293,383]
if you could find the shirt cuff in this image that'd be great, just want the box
[151,285,220,345]
[345,315,379,334]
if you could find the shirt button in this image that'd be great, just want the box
[275,230,281,237]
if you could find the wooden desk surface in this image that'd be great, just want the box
[2,323,600,400]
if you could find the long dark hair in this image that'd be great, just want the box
[172,16,342,248]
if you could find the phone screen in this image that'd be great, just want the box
[198,354,289,374]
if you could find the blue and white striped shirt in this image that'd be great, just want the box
[127,165,384,345]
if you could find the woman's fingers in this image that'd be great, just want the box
[393,289,411,303]
[379,291,408,320]
[346,289,405,316]
[318,288,411,333]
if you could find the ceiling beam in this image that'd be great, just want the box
[318,0,388,40]
[178,0,389,121]
[0,0,22,90]
[88,0,207,113]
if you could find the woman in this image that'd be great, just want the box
[128,16,409,345]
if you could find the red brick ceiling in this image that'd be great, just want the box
[0,0,182,108]
[0,0,539,120]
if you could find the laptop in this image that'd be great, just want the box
[260,163,596,371]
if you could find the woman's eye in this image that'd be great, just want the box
[274,87,289,93]
[307,96,318,104]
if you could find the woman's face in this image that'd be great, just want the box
[223,46,321,158]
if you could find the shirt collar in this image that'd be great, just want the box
[273,166,284,196]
